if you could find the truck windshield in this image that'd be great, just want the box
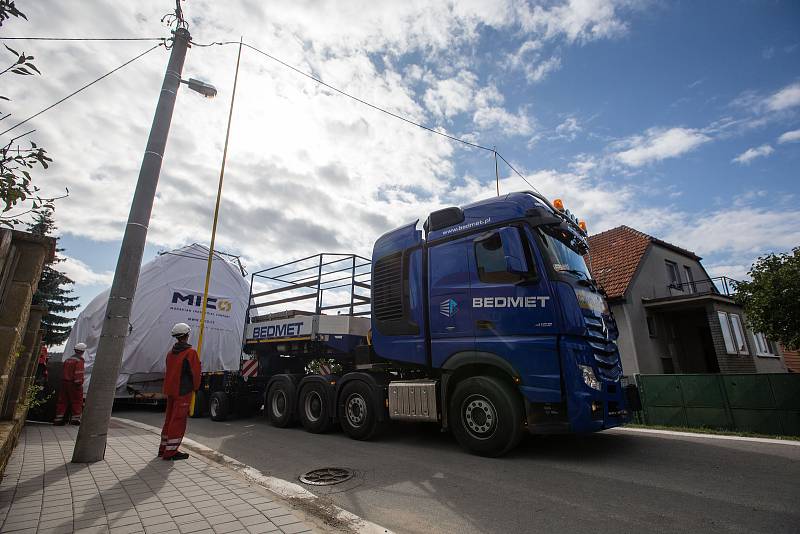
[537,226,592,280]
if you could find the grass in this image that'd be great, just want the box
[625,423,800,442]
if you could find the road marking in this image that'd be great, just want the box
[613,426,800,446]
[113,417,392,533]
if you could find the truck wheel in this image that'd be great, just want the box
[190,390,207,418]
[449,376,523,457]
[338,380,384,441]
[209,391,230,422]
[266,382,294,427]
[299,383,333,434]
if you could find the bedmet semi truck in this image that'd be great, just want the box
[197,191,639,456]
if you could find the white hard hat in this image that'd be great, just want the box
[171,322,191,337]
[75,343,87,352]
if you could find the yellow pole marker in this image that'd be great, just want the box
[197,38,244,403]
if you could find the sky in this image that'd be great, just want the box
[2,0,799,338]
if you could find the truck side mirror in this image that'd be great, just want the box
[498,227,528,274]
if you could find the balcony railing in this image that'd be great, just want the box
[668,276,739,297]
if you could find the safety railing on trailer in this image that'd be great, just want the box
[247,253,371,322]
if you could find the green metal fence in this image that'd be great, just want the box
[634,373,800,436]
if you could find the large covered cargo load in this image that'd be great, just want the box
[63,244,249,398]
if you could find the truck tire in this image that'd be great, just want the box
[298,382,334,434]
[338,380,384,441]
[190,390,207,418]
[449,375,523,457]
[266,382,294,427]
[209,391,230,422]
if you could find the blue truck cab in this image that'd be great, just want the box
[370,191,636,455]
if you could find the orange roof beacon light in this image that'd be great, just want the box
[579,220,587,233]
[553,198,564,211]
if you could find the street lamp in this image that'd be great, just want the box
[72,27,217,463]
[182,78,217,98]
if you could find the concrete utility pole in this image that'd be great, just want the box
[72,27,191,463]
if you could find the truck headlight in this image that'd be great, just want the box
[578,365,601,391]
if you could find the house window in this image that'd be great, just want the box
[753,332,776,357]
[717,311,749,355]
[730,314,748,354]
[683,266,696,293]
[646,316,657,338]
[665,260,681,289]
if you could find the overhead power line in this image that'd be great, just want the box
[1,37,165,41]
[241,42,494,153]
[194,39,541,194]
[0,43,163,138]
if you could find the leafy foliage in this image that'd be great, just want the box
[0,1,26,27]
[23,383,52,410]
[735,247,800,351]
[27,210,79,346]
[0,3,64,228]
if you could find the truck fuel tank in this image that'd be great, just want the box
[388,380,439,423]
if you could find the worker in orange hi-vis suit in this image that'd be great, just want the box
[159,322,201,461]
[54,343,87,425]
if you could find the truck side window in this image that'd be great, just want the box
[475,232,523,284]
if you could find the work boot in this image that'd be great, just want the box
[165,452,189,461]
[70,420,81,426]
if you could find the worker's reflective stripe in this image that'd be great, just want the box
[166,438,182,443]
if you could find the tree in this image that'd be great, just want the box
[0,1,61,228]
[27,210,79,346]
[735,247,800,351]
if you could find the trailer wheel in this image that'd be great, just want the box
[338,380,384,441]
[209,391,230,422]
[266,382,294,427]
[298,383,334,434]
[190,390,207,418]
[449,375,523,457]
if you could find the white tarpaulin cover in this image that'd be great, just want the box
[64,244,250,393]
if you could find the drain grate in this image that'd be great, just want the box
[299,467,354,486]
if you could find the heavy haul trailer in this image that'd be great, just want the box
[202,192,641,456]
[192,253,373,422]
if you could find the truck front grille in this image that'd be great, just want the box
[584,315,622,381]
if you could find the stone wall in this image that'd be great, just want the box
[0,229,54,476]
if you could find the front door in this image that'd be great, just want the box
[468,226,561,402]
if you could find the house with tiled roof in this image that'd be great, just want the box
[586,226,787,375]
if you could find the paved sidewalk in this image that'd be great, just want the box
[0,421,318,534]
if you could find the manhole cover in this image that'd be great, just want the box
[299,467,354,486]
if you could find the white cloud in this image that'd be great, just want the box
[516,0,631,43]
[526,56,562,83]
[423,71,478,119]
[473,106,533,136]
[555,116,582,140]
[614,127,712,167]
[665,207,800,257]
[501,0,634,84]
[778,129,800,144]
[61,256,114,286]
[764,81,800,112]
[732,144,774,164]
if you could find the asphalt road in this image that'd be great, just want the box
[119,407,800,534]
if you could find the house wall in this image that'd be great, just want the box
[621,244,711,374]
[610,302,640,375]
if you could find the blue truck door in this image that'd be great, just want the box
[468,226,562,403]
[428,237,474,368]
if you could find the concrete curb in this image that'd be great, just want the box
[112,417,392,534]
[614,426,800,446]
